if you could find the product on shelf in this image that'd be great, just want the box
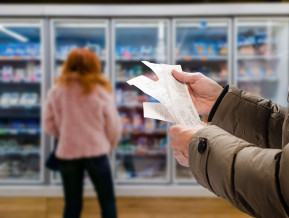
[193,41,206,56]
[116,46,155,60]
[218,41,228,55]
[2,66,13,82]
[144,118,156,133]
[132,113,144,131]
[207,42,217,56]
[9,93,20,106]
[14,68,25,82]
[19,93,38,107]
[115,89,123,105]
[123,91,138,106]
[120,113,132,133]
[0,93,11,107]
[0,43,40,59]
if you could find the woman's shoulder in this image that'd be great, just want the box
[94,85,113,101]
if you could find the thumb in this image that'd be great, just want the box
[172,70,202,83]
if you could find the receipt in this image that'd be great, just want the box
[127,61,206,127]
[143,102,174,123]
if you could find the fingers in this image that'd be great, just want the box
[152,75,158,82]
[172,69,202,83]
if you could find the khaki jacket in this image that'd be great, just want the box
[189,85,289,218]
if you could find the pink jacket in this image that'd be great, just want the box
[44,82,122,159]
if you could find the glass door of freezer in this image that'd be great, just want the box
[113,20,169,183]
[235,18,288,106]
[51,20,108,182]
[0,20,43,183]
[173,19,230,183]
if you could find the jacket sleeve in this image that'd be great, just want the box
[44,91,59,138]
[189,125,289,217]
[211,85,286,149]
[104,94,122,150]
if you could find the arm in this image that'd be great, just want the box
[44,91,59,138]
[189,125,289,217]
[104,94,122,150]
[210,85,286,149]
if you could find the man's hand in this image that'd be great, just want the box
[169,124,204,167]
[172,70,223,116]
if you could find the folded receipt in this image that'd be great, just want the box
[127,61,206,127]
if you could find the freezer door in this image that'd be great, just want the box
[236,18,289,106]
[113,19,170,183]
[173,19,230,183]
[0,20,43,183]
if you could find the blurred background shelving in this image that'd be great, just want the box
[0,14,288,187]
[0,20,42,183]
[113,20,170,183]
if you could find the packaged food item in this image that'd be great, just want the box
[238,66,248,78]
[123,91,138,106]
[132,113,143,131]
[19,93,29,106]
[119,113,131,133]
[9,93,20,106]
[218,41,228,55]
[193,41,207,56]
[144,118,156,133]
[2,66,13,82]
[115,89,123,105]
[14,68,25,82]
[207,42,217,56]
[34,65,42,82]
[0,93,11,107]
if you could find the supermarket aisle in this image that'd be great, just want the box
[0,197,251,218]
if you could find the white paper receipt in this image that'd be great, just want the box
[127,61,206,127]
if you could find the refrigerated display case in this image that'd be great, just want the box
[0,20,44,183]
[50,19,108,182]
[113,20,170,183]
[235,18,288,106]
[173,19,231,183]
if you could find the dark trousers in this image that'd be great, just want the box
[59,155,117,218]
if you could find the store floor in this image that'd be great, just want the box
[0,197,251,218]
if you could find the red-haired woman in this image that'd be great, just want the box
[44,48,122,218]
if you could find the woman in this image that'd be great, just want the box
[44,48,122,218]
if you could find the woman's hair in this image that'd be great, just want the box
[56,48,112,94]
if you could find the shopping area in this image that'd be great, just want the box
[0,4,288,197]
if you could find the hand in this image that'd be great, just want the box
[172,70,223,116]
[169,124,204,167]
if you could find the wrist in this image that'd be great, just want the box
[208,85,229,122]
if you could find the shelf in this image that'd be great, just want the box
[116,149,167,156]
[0,128,41,135]
[237,55,279,60]
[116,58,156,62]
[176,56,227,61]
[56,57,105,62]
[0,105,41,109]
[117,105,143,110]
[0,57,40,61]
[237,77,279,82]
[0,106,40,118]
[0,81,41,85]
[0,150,40,156]
[122,131,167,136]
